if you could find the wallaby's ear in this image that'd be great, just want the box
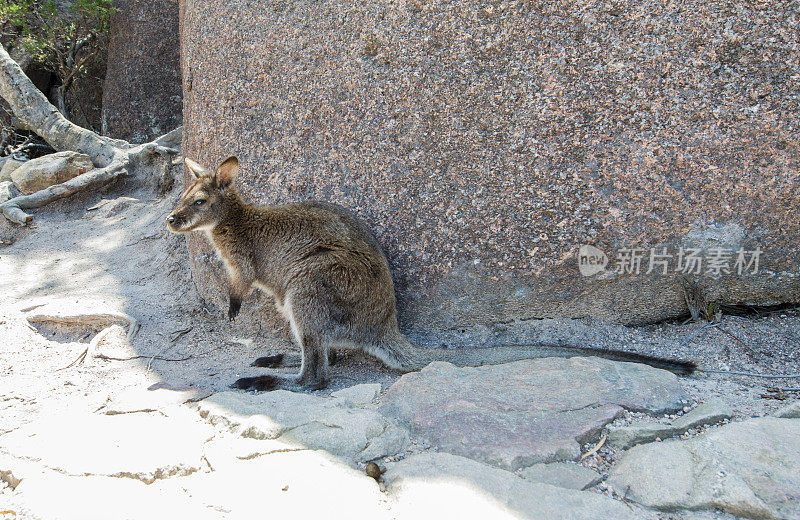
[216,156,239,190]
[184,157,206,178]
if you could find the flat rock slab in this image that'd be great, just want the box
[384,452,648,520]
[607,397,733,450]
[331,383,382,405]
[0,411,213,484]
[521,462,602,491]
[196,390,409,463]
[608,417,800,520]
[379,358,688,470]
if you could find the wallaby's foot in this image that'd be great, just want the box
[231,375,283,391]
[251,354,286,368]
[231,373,327,392]
[250,350,336,368]
[228,296,242,322]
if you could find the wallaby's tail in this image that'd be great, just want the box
[381,334,696,376]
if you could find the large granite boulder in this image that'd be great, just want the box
[103,0,182,142]
[179,0,800,347]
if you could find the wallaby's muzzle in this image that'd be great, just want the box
[166,212,187,232]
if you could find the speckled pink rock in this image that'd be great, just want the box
[179,0,800,347]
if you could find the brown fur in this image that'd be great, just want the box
[168,156,695,391]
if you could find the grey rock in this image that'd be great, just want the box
[607,398,733,450]
[774,400,800,419]
[521,462,602,490]
[0,180,19,203]
[0,411,214,484]
[671,398,733,429]
[608,417,800,519]
[379,357,688,470]
[0,157,24,182]
[10,151,93,194]
[385,452,647,520]
[201,436,305,472]
[196,390,408,463]
[331,383,382,405]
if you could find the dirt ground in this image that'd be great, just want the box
[1,167,798,445]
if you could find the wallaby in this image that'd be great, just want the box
[167,156,696,391]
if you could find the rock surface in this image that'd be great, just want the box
[379,357,688,470]
[0,157,24,182]
[607,417,800,519]
[180,0,800,345]
[0,180,19,203]
[102,0,182,142]
[385,452,647,520]
[10,151,93,194]
[607,397,733,450]
[521,462,602,491]
[332,383,382,405]
[196,390,409,463]
[774,400,800,419]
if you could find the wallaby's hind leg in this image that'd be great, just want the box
[251,350,338,368]
[233,336,328,391]
[234,294,330,391]
[296,334,329,388]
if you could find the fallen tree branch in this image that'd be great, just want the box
[0,44,182,225]
[26,311,140,341]
[0,45,125,165]
[2,158,128,224]
[96,353,193,362]
[580,434,607,461]
[0,135,181,225]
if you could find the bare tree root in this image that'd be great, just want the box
[26,311,140,341]
[0,45,182,225]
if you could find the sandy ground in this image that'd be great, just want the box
[0,167,798,502]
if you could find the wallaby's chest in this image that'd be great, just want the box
[207,229,287,310]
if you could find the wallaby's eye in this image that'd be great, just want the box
[193,199,206,206]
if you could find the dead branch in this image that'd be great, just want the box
[95,353,193,362]
[580,434,607,461]
[0,44,182,225]
[25,311,139,341]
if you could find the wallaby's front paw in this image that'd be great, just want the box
[228,296,242,321]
